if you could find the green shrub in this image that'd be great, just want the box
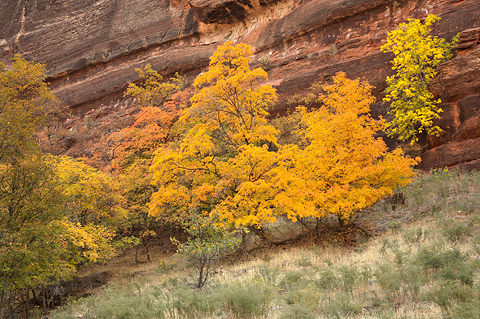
[324,293,363,319]
[388,220,403,233]
[223,282,272,318]
[78,287,166,319]
[422,282,475,316]
[358,265,374,291]
[280,303,316,319]
[316,267,338,291]
[256,265,280,285]
[452,299,480,319]
[297,254,313,267]
[375,263,401,304]
[338,265,358,295]
[280,270,303,290]
[441,218,472,243]
[415,246,473,283]
[402,227,426,246]
[170,287,216,317]
[284,285,320,310]
[173,215,241,288]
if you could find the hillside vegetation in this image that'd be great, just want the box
[50,169,480,319]
[0,14,466,319]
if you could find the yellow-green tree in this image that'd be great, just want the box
[0,55,58,162]
[149,42,300,228]
[0,56,67,300]
[0,155,129,316]
[0,157,66,295]
[288,72,419,225]
[0,56,128,317]
[381,14,457,143]
[54,156,130,263]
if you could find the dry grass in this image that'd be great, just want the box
[51,169,480,319]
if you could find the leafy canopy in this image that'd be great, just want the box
[381,14,457,143]
[150,43,419,228]
[150,42,300,228]
[0,155,129,293]
[112,65,190,262]
[124,64,184,108]
[0,56,127,295]
[286,72,419,222]
[0,55,58,161]
[113,65,186,169]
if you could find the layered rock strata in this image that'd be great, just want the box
[1,0,479,168]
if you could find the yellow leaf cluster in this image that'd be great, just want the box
[148,43,419,229]
[124,64,184,108]
[59,219,116,263]
[287,73,418,222]
[150,42,290,227]
[381,14,458,143]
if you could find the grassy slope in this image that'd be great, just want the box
[51,169,480,319]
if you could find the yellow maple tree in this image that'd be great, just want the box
[288,72,419,224]
[381,14,457,143]
[149,42,299,228]
[150,44,418,232]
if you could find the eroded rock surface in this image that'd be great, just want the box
[424,27,480,169]
[1,0,479,169]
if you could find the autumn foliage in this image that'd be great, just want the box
[148,42,418,230]
[149,42,299,228]
[0,56,128,309]
[109,65,192,262]
[285,73,419,223]
[381,14,457,143]
[0,38,425,316]
[113,65,187,170]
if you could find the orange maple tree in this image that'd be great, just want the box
[149,42,301,228]
[111,65,190,262]
[113,66,188,170]
[285,72,419,224]
[149,44,419,230]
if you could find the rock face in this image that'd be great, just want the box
[424,27,480,169]
[1,0,480,169]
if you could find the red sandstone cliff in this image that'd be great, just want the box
[1,0,479,169]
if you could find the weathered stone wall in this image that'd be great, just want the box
[423,27,480,169]
[1,0,479,168]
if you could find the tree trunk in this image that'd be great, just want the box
[42,287,46,314]
[239,231,248,257]
[8,290,16,319]
[197,256,207,289]
[24,289,29,319]
[144,242,151,263]
[203,259,211,288]
[338,216,345,228]
[315,218,321,240]
[135,245,140,263]
[250,226,271,246]
[0,292,5,319]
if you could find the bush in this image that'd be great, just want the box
[223,282,272,318]
[280,303,316,319]
[441,218,471,243]
[324,293,363,319]
[375,263,401,304]
[173,215,240,288]
[316,267,338,291]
